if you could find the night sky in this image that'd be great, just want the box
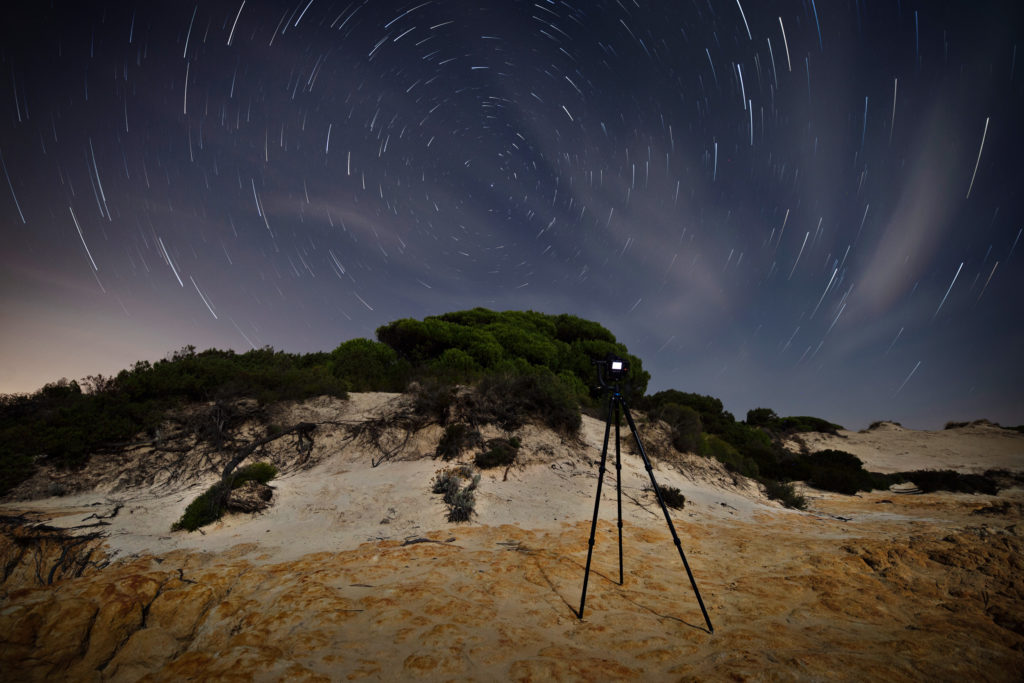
[1,1,1022,430]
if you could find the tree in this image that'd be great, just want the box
[746,407,779,427]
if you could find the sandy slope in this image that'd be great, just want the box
[2,395,1023,680]
[790,420,1024,474]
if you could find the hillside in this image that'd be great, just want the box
[2,392,1023,680]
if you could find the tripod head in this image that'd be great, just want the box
[592,354,630,391]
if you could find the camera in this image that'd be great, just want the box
[592,353,630,385]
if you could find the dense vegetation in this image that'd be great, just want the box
[2,308,1019,509]
[0,347,346,495]
[375,308,649,403]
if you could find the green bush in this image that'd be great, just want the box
[0,346,348,497]
[652,403,702,453]
[745,407,779,427]
[376,308,649,403]
[777,416,844,435]
[232,462,278,488]
[759,478,807,509]
[330,338,407,391]
[698,434,760,478]
[171,481,228,532]
[799,449,876,495]
[901,469,999,495]
[172,462,278,532]
[475,438,520,469]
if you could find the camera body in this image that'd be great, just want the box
[592,353,630,386]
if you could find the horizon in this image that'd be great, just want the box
[1,2,1022,432]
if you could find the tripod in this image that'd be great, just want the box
[577,359,714,633]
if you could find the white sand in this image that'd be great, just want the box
[791,420,1024,473]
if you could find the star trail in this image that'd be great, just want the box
[1,1,1021,429]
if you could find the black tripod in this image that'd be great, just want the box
[577,357,714,633]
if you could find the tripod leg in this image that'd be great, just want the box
[614,397,624,585]
[620,399,715,634]
[578,393,614,619]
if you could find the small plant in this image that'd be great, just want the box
[474,438,519,469]
[447,486,477,522]
[432,470,461,500]
[659,485,686,509]
[431,467,479,522]
[760,478,807,510]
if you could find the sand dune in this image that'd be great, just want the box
[790,420,1024,474]
[2,395,1022,680]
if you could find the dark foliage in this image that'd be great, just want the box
[410,381,457,425]
[698,433,761,478]
[171,461,278,532]
[474,437,520,469]
[465,373,582,435]
[376,308,648,403]
[779,449,879,495]
[746,407,842,435]
[650,403,702,453]
[171,481,228,532]
[759,478,807,509]
[900,469,1000,495]
[330,338,409,391]
[231,462,278,488]
[435,423,482,460]
[659,485,686,509]
[0,347,346,496]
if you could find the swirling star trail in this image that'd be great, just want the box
[1,1,1021,428]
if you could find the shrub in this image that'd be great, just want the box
[172,462,278,532]
[776,416,843,435]
[432,470,461,500]
[330,338,407,391]
[411,381,456,424]
[901,469,999,495]
[653,403,702,453]
[469,372,581,435]
[171,481,228,532]
[447,486,476,522]
[745,407,779,427]
[475,438,519,469]
[759,478,807,510]
[659,485,686,509]
[232,462,278,488]
[698,433,760,478]
[435,423,481,460]
[431,467,479,522]
[783,449,876,495]
[376,308,649,402]
[428,348,481,384]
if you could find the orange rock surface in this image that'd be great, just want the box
[3,492,1022,681]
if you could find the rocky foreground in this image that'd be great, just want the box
[1,395,1022,680]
